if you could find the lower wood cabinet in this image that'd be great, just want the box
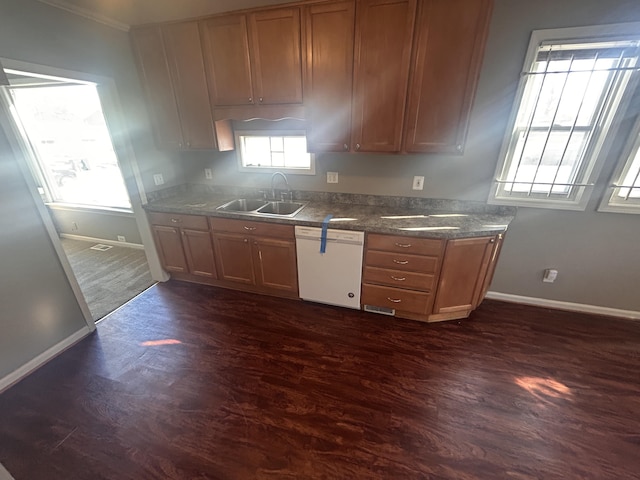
[362,232,503,322]
[148,212,217,279]
[210,218,298,296]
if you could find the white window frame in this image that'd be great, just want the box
[599,114,640,214]
[235,130,316,175]
[489,23,640,210]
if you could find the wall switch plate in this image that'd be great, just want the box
[71,222,78,231]
[543,269,558,283]
[117,235,126,242]
[327,172,339,184]
[412,176,425,190]
[204,168,213,180]
[153,174,164,186]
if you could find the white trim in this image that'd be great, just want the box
[486,291,640,320]
[46,203,134,216]
[60,233,145,250]
[36,0,130,32]
[0,462,15,480]
[0,327,91,393]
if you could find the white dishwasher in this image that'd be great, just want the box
[295,226,364,309]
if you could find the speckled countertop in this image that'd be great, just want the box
[144,186,516,239]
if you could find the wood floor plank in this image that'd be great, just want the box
[1,281,639,479]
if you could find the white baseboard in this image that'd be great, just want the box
[0,326,91,393]
[486,291,640,320]
[0,462,15,480]
[60,233,144,250]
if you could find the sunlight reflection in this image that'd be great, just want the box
[140,339,183,347]
[400,226,460,231]
[429,214,468,218]
[379,214,428,220]
[328,217,358,222]
[515,376,573,404]
[482,224,508,228]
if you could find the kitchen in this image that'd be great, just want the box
[1,0,640,478]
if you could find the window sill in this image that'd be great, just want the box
[45,202,134,216]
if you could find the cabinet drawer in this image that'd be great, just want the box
[361,284,433,316]
[210,217,294,239]
[148,212,209,230]
[365,250,438,273]
[367,233,443,256]
[363,266,435,292]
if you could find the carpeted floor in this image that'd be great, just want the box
[60,238,154,321]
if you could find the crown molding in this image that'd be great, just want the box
[36,0,131,32]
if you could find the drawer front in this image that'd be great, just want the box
[367,233,443,256]
[361,284,433,315]
[210,217,294,239]
[148,212,209,230]
[366,250,439,273]
[363,266,435,292]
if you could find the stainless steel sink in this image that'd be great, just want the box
[216,199,307,217]
[257,201,306,216]
[217,198,268,212]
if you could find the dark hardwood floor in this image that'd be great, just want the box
[1,281,639,480]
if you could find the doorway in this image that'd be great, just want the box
[1,65,154,322]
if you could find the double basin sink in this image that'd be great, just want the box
[216,198,307,217]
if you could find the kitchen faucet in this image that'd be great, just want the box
[270,171,292,201]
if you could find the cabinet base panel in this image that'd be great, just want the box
[169,272,300,301]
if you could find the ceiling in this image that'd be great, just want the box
[37,0,291,30]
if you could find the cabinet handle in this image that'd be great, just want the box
[490,238,496,243]
[456,144,463,152]
[387,297,402,303]
[343,143,349,151]
[243,238,248,243]
[171,218,181,223]
[392,259,409,265]
[394,242,411,248]
[390,276,406,281]
[355,143,361,151]
[243,226,257,231]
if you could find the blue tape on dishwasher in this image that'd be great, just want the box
[320,214,333,253]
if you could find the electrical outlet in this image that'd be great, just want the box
[412,176,425,190]
[327,172,339,184]
[71,222,78,231]
[204,168,213,180]
[153,173,164,186]
[117,235,126,242]
[543,269,558,283]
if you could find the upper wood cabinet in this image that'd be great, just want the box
[351,0,417,153]
[131,23,232,151]
[403,0,492,154]
[131,26,183,150]
[200,7,303,109]
[305,1,356,153]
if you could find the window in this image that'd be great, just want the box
[600,118,640,213]
[236,130,315,175]
[5,71,131,210]
[491,24,640,209]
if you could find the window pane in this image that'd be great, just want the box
[10,84,130,209]
[242,136,271,166]
[237,132,312,172]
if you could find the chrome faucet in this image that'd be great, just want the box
[270,171,292,201]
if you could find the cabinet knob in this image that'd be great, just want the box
[343,143,349,151]
[259,97,263,103]
[355,143,361,151]
[456,144,463,152]
[243,238,248,243]
[248,97,253,103]
[490,238,496,243]
[187,142,191,148]
[171,218,181,223]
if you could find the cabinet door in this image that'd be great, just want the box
[131,26,183,149]
[163,21,217,149]
[404,0,492,153]
[152,225,188,273]
[248,7,303,105]
[433,236,495,314]
[252,237,298,293]
[200,14,254,106]
[305,1,355,152]
[212,232,255,285]
[182,229,217,278]
[351,0,416,152]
